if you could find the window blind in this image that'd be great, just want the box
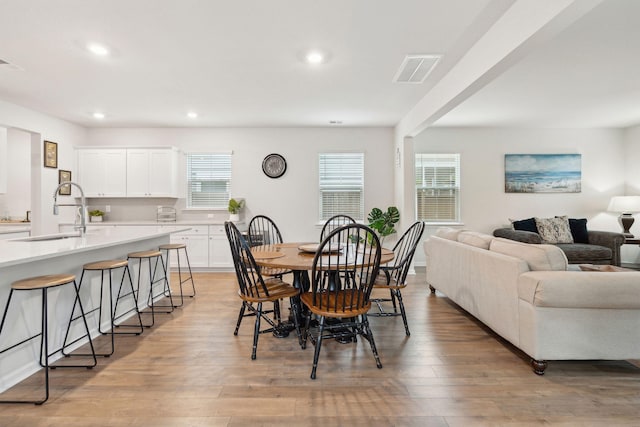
[186,153,232,208]
[415,153,460,222]
[319,153,364,221]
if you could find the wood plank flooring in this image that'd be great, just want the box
[1,270,639,426]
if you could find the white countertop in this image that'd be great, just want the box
[0,226,30,234]
[62,220,243,226]
[0,225,191,269]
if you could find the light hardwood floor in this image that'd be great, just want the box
[1,270,639,426]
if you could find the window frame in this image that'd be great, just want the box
[185,152,232,210]
[318,152,365,222]
[415,153,461,223]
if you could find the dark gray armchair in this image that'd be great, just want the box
[493,228,625,266]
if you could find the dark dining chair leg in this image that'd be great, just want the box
[289,296,302,347]
[234,302,246,336]
[251,302,262,360]
[395,289,410,336]
[310,316,326,380]
[362,314,382,369]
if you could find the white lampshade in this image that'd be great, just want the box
[607,196,640,213]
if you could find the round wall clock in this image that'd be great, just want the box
[262,153,287,178]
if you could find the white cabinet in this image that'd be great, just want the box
[0,127,6,194]
[77,149,127,197]
[1,231,29,240]
[126,148,178,197]
[169,226,209,268]
[209,225,233,268]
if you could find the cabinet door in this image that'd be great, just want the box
[126,148,177,197]
[147,150,177,197]
[126,149,150,197]
[209,231,233,268]
[77,149,126,197]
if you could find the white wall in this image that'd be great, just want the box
[85,127,396,242]
[412,127,627,265]
[0,128,31,220]
[0,99,87,234]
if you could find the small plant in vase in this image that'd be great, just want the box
[228,198,245,222]
[89,209,105,222]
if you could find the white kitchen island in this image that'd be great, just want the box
[0,225,190,393]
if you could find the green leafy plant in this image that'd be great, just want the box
[228,198,245,214]
[367,206,400,246]
[88,209,105,217]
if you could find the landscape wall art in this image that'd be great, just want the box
[504,154,581,193]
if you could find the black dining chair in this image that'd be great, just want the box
[247,215,291,279]
[224,221,302,360]
[319,214,356,241]
[301,223,383,379]
[369,221,425,336]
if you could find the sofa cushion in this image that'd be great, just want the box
[568,218,589,244]
[457,231,493,249]
[511,217,538,233]
[555,243,611,263]
[535,216,574,244]
[435,227,464,241]
[489,237,568,271]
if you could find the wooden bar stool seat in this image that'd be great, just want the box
[125,250,174,328]
[159,243,196,307]
[64,259,144,358]
[0,274,97,405]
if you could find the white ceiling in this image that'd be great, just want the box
[0,0,638,131]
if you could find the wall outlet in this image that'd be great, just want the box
[207,213,214,218]
[105,205,111,213]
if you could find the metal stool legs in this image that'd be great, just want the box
[126,251,174,328]
[159,244,196,308]
[0,275,97,405]
[63,261,144,358]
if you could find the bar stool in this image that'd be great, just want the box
[126,250,174,328]
[0,274,97,405]
[159,243,196,307]
[63,259,144,358]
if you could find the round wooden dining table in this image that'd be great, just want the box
[250,242,394,338]
[251,242,394,291]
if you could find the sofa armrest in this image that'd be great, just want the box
[493,228,542,244]
[587,230,626,266]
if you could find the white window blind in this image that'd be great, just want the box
[415,153,460,222]
[186,153,232,208]
[319,153,364,221]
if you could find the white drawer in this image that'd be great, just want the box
[172,226,209,237]
[209,225,226,235]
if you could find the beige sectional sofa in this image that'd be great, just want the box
[424,228,640,374]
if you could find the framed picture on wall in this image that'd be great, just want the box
[44,140,58,168]
[58,169,72,195]
[504,154,581,193]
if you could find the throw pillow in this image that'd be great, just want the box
[535,216,574,244]
[568,218,589,244]
[511,217,538,233]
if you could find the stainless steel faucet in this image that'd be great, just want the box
[53,181,87,235]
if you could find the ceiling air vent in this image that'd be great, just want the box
[393,54,441,84]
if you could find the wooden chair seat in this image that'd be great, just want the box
[12,274,76,290]
[300,290,371,318]
[83,259,128,271]
[372,270,407,289]
[158,243,187,250]
[127,250,162,259]
[239,278,299,303]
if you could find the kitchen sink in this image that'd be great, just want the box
[13,233,81,242]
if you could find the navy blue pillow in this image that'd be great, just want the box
[568,218,589,243]
[512,217,538,233]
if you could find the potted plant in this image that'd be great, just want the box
[228,198,245,222]
[89,209,105,222]
[367,206,400,246]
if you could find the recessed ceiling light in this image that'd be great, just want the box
[305,50,325,65]
[93,112,105,119]
[187,112,198,119]
[87,43,110,56]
